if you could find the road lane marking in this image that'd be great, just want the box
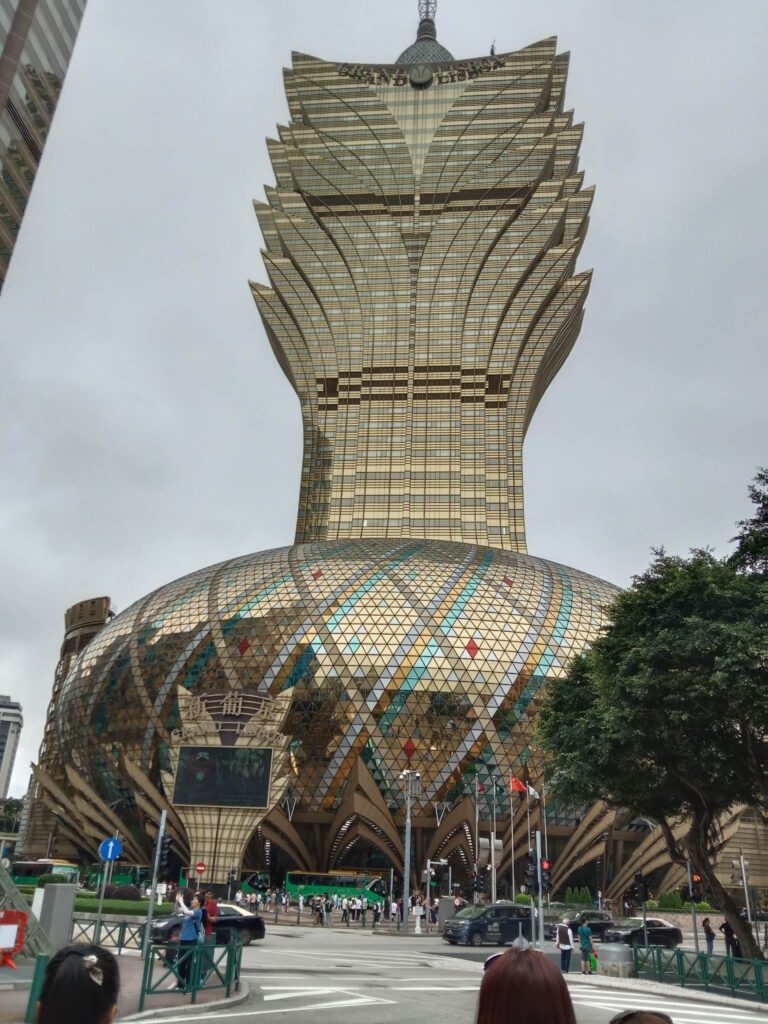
[391,985,478,992]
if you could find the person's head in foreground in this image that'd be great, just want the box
[608,1013,674,1024]
[36,944,119,1024]
[476,947,576,1024]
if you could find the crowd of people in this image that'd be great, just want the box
[230,887,444,929]
[31,941,676,1024]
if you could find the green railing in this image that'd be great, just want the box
[71,916,146,952]
[138,934,242,1012]
[634,945,768,1003]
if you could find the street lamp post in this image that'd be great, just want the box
[400,769,420,935]
[490,775,498,904]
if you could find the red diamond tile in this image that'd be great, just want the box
[238,638,250,656]
[312,570,323,580]
[403,739,416,759]
[465,638,479,659]
[502,577,514,586]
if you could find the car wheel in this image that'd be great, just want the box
[446,939,457,945]
[470,932,483,947]
[242,932,253,946]
[496,941,506,947]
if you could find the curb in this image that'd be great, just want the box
[568,972,768,1013]
[120,979,250,1021]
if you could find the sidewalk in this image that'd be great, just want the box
[0,953,248,1023]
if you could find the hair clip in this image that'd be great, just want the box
[82,954,104,986]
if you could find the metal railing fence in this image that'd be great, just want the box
[70,916,146,953]
[138,934,242,1012]
[634,944,768,1002]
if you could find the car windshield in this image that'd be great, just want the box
[454,906,485,920]
[615,918,643,928]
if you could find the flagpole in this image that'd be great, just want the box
[474,775,480,904]
[509,772,515,899]
[542,781,549,860]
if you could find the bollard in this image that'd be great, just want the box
[25,954,50,1024]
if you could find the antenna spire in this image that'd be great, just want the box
[418,0,437,22]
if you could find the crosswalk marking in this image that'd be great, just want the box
[257,983,395,1010]
[569,987,762,1023]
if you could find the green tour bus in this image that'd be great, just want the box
[11,859,80,886]
[86,863,150,891]
[284,871,387,901]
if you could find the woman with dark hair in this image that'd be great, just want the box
[36,944,119,1024]
[475,947,576,1024]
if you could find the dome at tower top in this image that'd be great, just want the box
[396,16,454,64]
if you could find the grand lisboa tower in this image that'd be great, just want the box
[30,3,623,892]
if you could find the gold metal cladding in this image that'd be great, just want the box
[252,39,592,551]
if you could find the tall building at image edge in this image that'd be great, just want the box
[0,0,88,292]
[29,3,752,900]
[0,695,23,799]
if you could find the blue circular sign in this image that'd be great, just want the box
[98,837,122,861]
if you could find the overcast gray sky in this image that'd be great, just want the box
[1,0,766,798]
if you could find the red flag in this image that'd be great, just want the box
[477,781,485,793]
[510,776,527,794]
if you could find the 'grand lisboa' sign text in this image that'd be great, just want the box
[338,55,506,87]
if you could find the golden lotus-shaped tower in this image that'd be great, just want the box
[252,32,591,552]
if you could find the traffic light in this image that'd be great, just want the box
[157,834,172,875]
[540,857,552,894]
[470,873,478,894]
[524,852,538,895]
[476,871,487,894]
[690,873,702,901]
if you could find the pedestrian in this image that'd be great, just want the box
[702,917,715,956]
[361,896,368,927]
[719,919,737,957]
[475,947,576,1024]
[341,896,348,923]
[248,890,257,912]
[234,889,243,906]
[35,944,119,1024]
[577,920,593,975]
[173,891,203,990]
[555,918,575,974]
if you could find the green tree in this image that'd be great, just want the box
[730,468,768,575]
[537,547,768,958]
[579,886,592,906]
[564,886,575,905]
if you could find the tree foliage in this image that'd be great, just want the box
[730,467,768,575]
[537,545,768,957]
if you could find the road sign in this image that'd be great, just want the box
[195,862,206,876]
[98,837,122,861]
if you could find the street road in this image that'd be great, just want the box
[140,925,766,1024]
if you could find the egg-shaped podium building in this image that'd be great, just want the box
[31,4,624,891]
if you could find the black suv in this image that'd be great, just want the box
[443,903,534,947]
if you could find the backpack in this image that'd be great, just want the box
[557,924,570,946]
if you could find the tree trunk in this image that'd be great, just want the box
[687,828,760,959]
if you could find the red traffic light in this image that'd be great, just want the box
[540,858,552,871]
[691,873,702,882]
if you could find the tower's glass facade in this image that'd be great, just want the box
[253,36,591,552]
[0,0,87,290]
